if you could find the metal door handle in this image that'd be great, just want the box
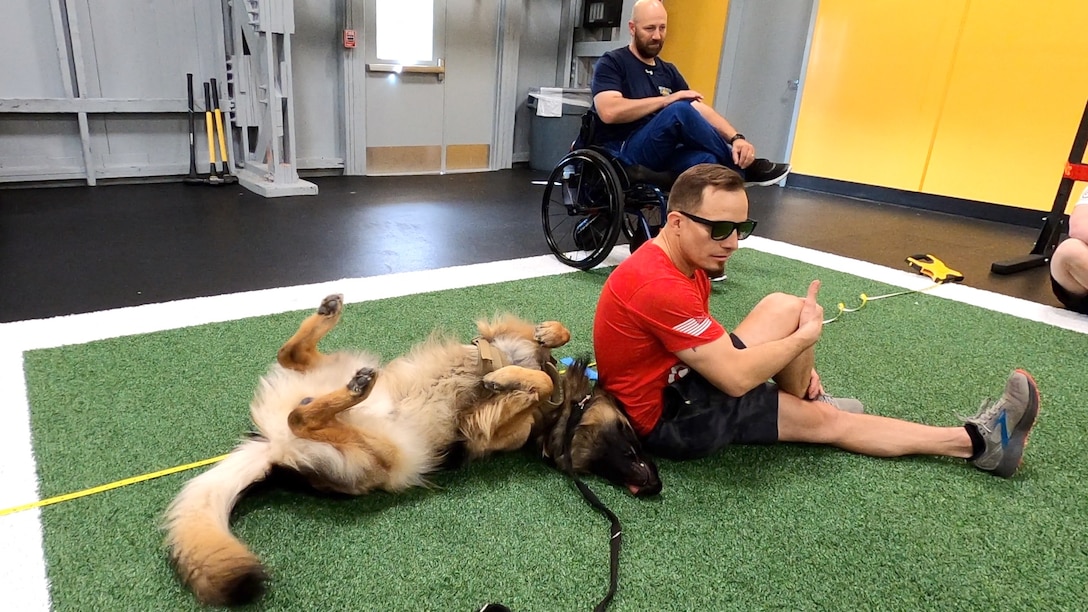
[367,63,446,81]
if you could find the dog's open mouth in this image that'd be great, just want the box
[625,464,662,497]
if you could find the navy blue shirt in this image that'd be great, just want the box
[590,47,689,147]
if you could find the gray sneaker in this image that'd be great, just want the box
[964,369,1040,478]
[817,393,864,414]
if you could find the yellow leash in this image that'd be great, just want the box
[0,454,228,517]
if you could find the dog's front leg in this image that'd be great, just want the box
[288,367,376,444]
[462,366,555,456]
[277,294,344,372]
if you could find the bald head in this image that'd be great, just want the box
[631,0,667,23]
[629,0,667,61]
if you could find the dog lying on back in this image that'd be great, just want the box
[539,359,661,497]
[164,294,571,606]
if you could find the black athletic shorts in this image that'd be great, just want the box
[1051,275,1088,314]
[642,334,780,461]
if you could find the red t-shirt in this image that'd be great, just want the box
[593,243,725,435]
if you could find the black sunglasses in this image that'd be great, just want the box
[678,211,757,240]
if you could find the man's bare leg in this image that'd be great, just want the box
[1052,238,1088,296]
[732,292,813,397]
[776,393,972,458]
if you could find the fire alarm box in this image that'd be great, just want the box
[343,29,357,49]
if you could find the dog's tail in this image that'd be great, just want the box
[163,438,274,606]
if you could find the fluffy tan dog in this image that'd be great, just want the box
[163,294,570,606]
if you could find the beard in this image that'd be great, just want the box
[702,260,727,278]
[633,35,663,60]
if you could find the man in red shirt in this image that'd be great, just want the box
[592,164,1040,477]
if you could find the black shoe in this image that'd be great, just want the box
[743,159,790,187]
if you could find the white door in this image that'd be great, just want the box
[363,0,447,174]
[713,0,816,165]
[361,0,501,175]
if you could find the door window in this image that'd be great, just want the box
[376,0,434,63]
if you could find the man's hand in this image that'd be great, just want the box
[796,280,824,346]
[805,368,824,400]
[731,138,756,169]
[666,89,704,106]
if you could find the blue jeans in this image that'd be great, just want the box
[610,101,744,177]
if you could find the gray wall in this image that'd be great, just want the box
[0,0,565,184]
[0,0,225,183]
[512,0,565,163]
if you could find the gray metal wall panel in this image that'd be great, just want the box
[0,116,84,180]
[442,1,500,145]
[1,0,69,97]
[73,2,208,98]
[292,0,345,169]
[0,0,78,180]
[513,0,563,162]
[0,0,225,183]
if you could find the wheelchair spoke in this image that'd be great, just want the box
[540,150,623,270]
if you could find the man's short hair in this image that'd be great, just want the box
[667,164,746,213]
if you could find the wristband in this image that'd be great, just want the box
[728,133,746,145]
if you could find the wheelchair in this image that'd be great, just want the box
[540,110,677,270]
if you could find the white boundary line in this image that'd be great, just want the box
[0,241,1084,609]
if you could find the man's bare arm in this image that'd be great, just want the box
[676,280,824,396]
[594,90,702,125]
[677,332,814,397]
[690,100,755,168]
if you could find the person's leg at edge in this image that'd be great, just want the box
[1051,238,1088,299]
[619,102,737,173]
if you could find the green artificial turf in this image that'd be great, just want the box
[20,249,1088,610]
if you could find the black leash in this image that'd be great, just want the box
[560,393,622,612]
[571,476,622,612]
[480,365,623,612]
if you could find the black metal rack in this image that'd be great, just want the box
[992,98,1088,274]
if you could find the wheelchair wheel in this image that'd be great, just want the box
[622,184,668,253]
[541,149,624,270]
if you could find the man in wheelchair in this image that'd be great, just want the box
[590,0,791,187]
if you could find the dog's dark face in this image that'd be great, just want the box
[568,395,661,497]
[540,359,662,496]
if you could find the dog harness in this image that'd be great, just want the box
[472,337,509,373]
[472,337,564,409]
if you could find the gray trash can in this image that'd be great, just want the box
[527,88,592,172]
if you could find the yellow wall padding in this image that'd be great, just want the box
[792,0,1088,211]
[791,0,967,192]
[662,1,730,102]
[921,1,1088,212]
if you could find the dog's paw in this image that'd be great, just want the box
[347,367,377,395]
[317,294,344,317]
[482,370,517,393]
[534,321,571,348]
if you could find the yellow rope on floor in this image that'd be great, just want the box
[0,454,228,517]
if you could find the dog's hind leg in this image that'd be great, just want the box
[533,321,572,349]
[462,366,555,456]
[277,294,344,372]
[476,317,571,349]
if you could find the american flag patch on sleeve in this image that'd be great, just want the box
[672,317,712,336]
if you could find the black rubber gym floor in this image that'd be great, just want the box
[0,167,1055,323]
